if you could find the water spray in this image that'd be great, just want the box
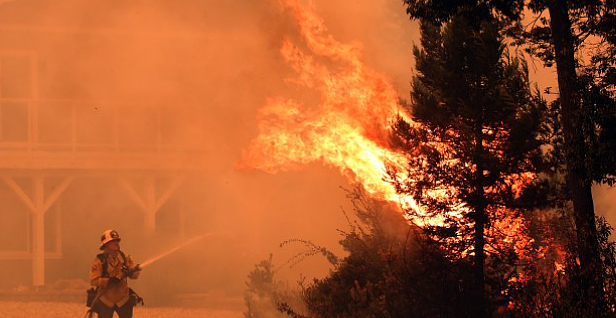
[139,233,210,269]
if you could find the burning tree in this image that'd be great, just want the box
[402,0,616,314]
[237,0,610,316]
[389,14,549,318]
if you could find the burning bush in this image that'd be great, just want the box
[245,189,616,318]
[295,190,481,318]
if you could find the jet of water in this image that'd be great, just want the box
[139,234,210,268]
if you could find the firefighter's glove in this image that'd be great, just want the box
[122,265,141,277]
[108,276,122,286]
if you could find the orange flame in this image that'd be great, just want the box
[238,0,418,212]
[238,3,560,304]
[238,0,536,261]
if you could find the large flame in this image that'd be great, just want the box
[238,1,560,305]
[238,0,418,212]
[238,0,537,263]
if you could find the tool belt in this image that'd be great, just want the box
[85,287,144,308]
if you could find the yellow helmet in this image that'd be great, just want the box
[100,229,121,250]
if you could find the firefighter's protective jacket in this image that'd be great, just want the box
[89,251,140,307]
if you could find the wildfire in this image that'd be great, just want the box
[236,3,565,309]
[238,0,419,213]
[238,0,536,262]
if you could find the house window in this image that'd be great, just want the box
[0,51,36,143]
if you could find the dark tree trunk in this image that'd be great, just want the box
[473,200,486,318]
[547,0,604,302]
[473,125,486,318]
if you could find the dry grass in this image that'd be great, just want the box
[0,301,243,318]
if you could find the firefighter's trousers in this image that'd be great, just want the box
[92,301,134,318]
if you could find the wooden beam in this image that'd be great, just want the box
[1,176,36,213]
[154,176,184,212]
[118,178,149,212]
[1,175,73,215]
[0,251,62,260]
[52,201,62,255]
[42,177,74,213]
[118,175,185,233]
[32,176,44,286]
[0,176,72,286]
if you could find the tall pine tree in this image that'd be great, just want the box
[402,0,616,310]
[390,15,547,318]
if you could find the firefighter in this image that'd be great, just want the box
[89,229,141,318]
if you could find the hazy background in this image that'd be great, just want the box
[0,0,612,309]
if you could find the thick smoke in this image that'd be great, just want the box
[0,0,612,311]
[0,0,418,308]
